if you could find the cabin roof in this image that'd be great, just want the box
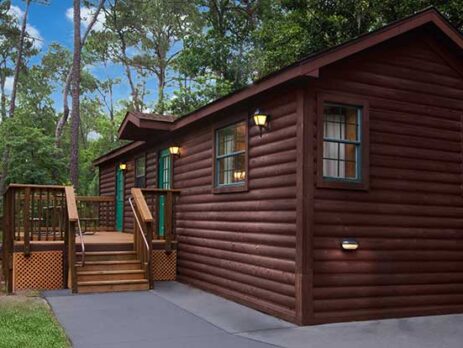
[96,7,463,166]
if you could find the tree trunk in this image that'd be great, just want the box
[157,68,165,114]
[55,0,106,146]
[8,0,31,118]
[0,66,6,121]
[118,30,140,111]
[70,0,81,189]
[0,0,31,194]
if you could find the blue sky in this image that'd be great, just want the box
[10,0,161,111]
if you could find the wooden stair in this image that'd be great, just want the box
[76,251,149,293]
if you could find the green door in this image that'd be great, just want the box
[158,149,171,237]
[116,166,124,231]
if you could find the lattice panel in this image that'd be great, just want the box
[14,251,63,290]
[152,250,177,281]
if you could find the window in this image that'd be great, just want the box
[317,93,369,190]
[323,103,361,180]
[159,149,171,189]
[135,156,146,188]
[214,121,247,190]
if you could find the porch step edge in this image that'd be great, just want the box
[78,279,148,286]
[77,270,144,276]
[77,251,136,256]
[82,260,141,265]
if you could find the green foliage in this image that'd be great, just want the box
[0,297,70,348]
[254,0,463,76]
[0,115,67,185]
[166,73,234,115]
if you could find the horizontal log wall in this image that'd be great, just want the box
[309,33,463,324]
[99,163,115,197]
[174,91,299,322]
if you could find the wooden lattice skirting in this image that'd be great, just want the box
[13,251,63,291]
[152,250,177,281]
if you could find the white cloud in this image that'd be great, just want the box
[66,6,106,32]
[8,5,43,49]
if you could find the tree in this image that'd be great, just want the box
[0,1,19,120]
[98,0,144,112]
[8,0,31,118]
[70,0,81,188]
[55,0,106,146]
[254,0,463,77]
[130,0,199,114]
[169,0,264,115]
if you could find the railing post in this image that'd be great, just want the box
[65,186,79,293]
[165,191,173,252]
[3,189,14,293]
[69,221,77,293]
[63,211,69,289]
[146,221,154,289]
[23,186,31,256]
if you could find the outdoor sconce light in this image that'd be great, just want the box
[119,163,127,171]
[252,109,270,137]
[168,146,181,156]
[341,239,359,251]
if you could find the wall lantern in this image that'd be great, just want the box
[169,146,181,156]
[341,239,359,251]
[119,163,127,171]
[252,109,270,137]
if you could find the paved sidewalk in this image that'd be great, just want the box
[45,282,463,348]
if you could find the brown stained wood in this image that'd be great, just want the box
[69,220,77,293]
[23,187,30,256]
[313,283,463,300]
[64,187,78,222]
[93,19,463,325]
[131,188,153,223]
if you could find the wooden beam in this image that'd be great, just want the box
[131,188,154,223]
[64,186,79,222]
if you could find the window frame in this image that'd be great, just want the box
[135,154,146,188]
[317,93,369,190]
[212,117,249,194]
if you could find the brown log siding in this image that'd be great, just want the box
[174,91,298,321]
[96,29,463,325]
[99,163,115,197]
[309,34,463,324]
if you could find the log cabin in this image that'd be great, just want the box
[3,8,463,326]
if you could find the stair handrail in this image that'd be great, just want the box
[129,188,154,289]
[128,196,150,252]
[76,218,85,267]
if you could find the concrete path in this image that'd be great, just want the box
[45,282,463,348]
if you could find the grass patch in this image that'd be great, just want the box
[0,296,70,348]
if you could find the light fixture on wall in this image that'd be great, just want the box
[169,146,181,156]
[119,163,127,171]
[341,239,359,251]
[252,109,270,137]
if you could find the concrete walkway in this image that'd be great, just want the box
[44,282,463,348]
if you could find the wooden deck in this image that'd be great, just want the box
[15,231,133,245]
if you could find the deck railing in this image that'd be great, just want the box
[1,184,80,292]
[140,188,180,251]
[76,196,115,233]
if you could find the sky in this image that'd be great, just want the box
[8,0,160,111]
